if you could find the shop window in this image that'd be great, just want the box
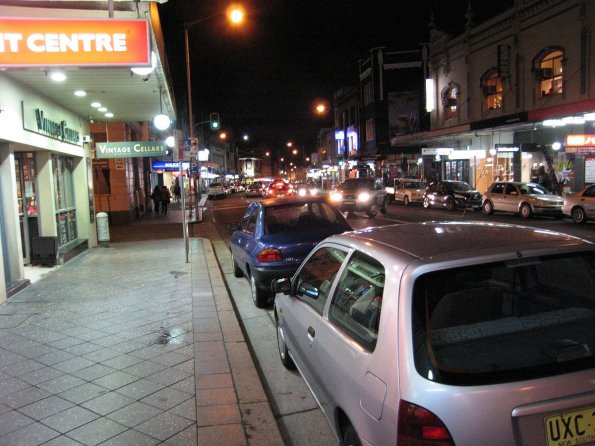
[536,50,564,97]
[365,119,374,142]
[442,86,458,120]
[52,156,77,246]
[481,71,503,111]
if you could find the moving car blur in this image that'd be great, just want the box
[482,181,564,218]
[266,178,294,198]
[273,222,595,446]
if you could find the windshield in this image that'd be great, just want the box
[265,202,350,234]
[519,183,548,195]
[404,181,425,189]
[340,179,374,191]
[446,181,472,192]
[412,251,595,386]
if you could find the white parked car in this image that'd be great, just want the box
[563,184,595,223]
[394,178,426,205]
[206,182,226,199]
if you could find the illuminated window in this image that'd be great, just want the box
[537,50,563,97]
[365,119,374,142]
[482,72,503,111]
[442,86,458,120]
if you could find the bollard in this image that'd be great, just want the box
[96,212,110,247]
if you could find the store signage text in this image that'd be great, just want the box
[35,109,80,144]
[0,17,150,67]
[96,141,168,159]
[566,134,595,147]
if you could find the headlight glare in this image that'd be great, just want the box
[358,192,371,202]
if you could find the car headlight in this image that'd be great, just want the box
[298,189,307,197]
[330,192,343,202]
[357,192,371,202]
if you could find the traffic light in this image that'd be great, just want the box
[209,113,220,130]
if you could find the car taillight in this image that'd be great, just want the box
[397,400,454,446]
[257,248,282,263]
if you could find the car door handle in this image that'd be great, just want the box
[307,326,315,340]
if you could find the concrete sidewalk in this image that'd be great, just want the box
[0,209,283,445]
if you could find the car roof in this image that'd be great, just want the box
[324,221,591,261]
[258,196,331,207]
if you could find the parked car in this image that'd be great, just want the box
[394,178,426,205]
[330,177,388,217]
[206,182,226,199]
[228,197,351,307]
[245,182,266,198]
[562,184,595,223]
[266,179,294,198]
[423,180,482,211]
[273,221,595,446]
[482,181,563,218]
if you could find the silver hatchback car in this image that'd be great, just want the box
[273,222,595,446]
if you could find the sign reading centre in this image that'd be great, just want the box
[0,17,150,67]
[96,141,168,159]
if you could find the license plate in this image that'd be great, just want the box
[545,407,595,446]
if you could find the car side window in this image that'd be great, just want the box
[244,208,258,234]
[491,183,505,194]
[584,186,595,197]
[505,184,517,195]
[328,251,385,351]
[238,207,252,230]
[294,247,347,315]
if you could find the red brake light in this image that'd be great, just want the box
[397,400,454,446]
[257,248,282,263]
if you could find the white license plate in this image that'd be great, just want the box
[545,407,595,446]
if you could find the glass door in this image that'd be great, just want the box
[14,153,38,264]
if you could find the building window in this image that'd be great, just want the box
[365,119,374,142]
[363,83,373,105]
[482,72,503,111]
[52,156,77,246]
[537,50,563,97]
[442,86,458,120]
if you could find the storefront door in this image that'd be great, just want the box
[14,153,39,264]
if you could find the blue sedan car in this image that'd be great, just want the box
[228,197,352,307]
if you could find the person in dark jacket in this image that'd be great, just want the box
[151,185,161,215]
[161,185,171,215]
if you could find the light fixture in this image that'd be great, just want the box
[165,136,175,148]
[131,51,157,76]
[584,112,595,121]
[104,112,113,118]
[98,107,107,112]
[153,86,171,131]
[74,90,87,97]
[543,119,565,127]
[91,102,101,108]
[49,71,66,82]
[552,141,562,150]
[425,78,436,112]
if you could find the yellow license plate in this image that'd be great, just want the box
[545,407,595,446]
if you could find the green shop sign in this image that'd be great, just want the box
[95,141,168,159]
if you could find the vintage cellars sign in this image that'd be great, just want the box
[35,109,80,144]
[96,141,168,159]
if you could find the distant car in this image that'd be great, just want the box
[562,184,595,223]
[245,182,266,198]
[423,180,482,211]
[330,177,388,217]
[273,221,595,446]
[228,197,352,307]
[482,181,563,219]
[266,179,293,198]
[394,178,426,205]
[207,182,226,199]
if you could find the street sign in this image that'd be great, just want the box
[184,137,199,161]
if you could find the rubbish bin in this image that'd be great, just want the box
[96,212,110,246]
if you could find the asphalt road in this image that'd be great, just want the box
[204,192,594,446]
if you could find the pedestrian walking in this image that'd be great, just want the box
[161,185,171,215]
[174,179,181,203]
[151,185,161,215]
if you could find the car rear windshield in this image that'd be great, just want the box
[265,202,349,234]
[412,251,595,386]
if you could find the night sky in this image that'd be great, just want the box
[158,0,513,151]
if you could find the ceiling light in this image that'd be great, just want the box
[49,71,66,82]
[552,141,562,150]
[542,119,565,127]
[104,112,113,118]
[131,51,157,76]
[153,85,171,131]
[91,102,101,108]
[74,90,86,97]
[98,107,107,112]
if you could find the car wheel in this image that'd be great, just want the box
[276,314,296,370]
[343,423,361,446]
[519,202,532,219]
[446,198,456,211]
[366,205,378,218]
[483,200,494,215]
[423,197,431,209]
[403,195,410,206]
[380,196,388,214]
[571,206,587,223]
[231,252,243,278]
[250,272,269,308]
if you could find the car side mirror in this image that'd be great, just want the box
[227,223,240,232]
[272,277,291,295]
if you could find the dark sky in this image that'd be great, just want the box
[158,0,513,150]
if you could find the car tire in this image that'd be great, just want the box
[403,195,410,206]
[250,272,269,308]
[519,202,532,219]
[571,206,587,223]
[446,198,456,211]
[483,200,494,215]
[343,423,361,446]
[276,314,296,370]
[366,205,378,218]
[423,197,431,209]
[231,252,243,278]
